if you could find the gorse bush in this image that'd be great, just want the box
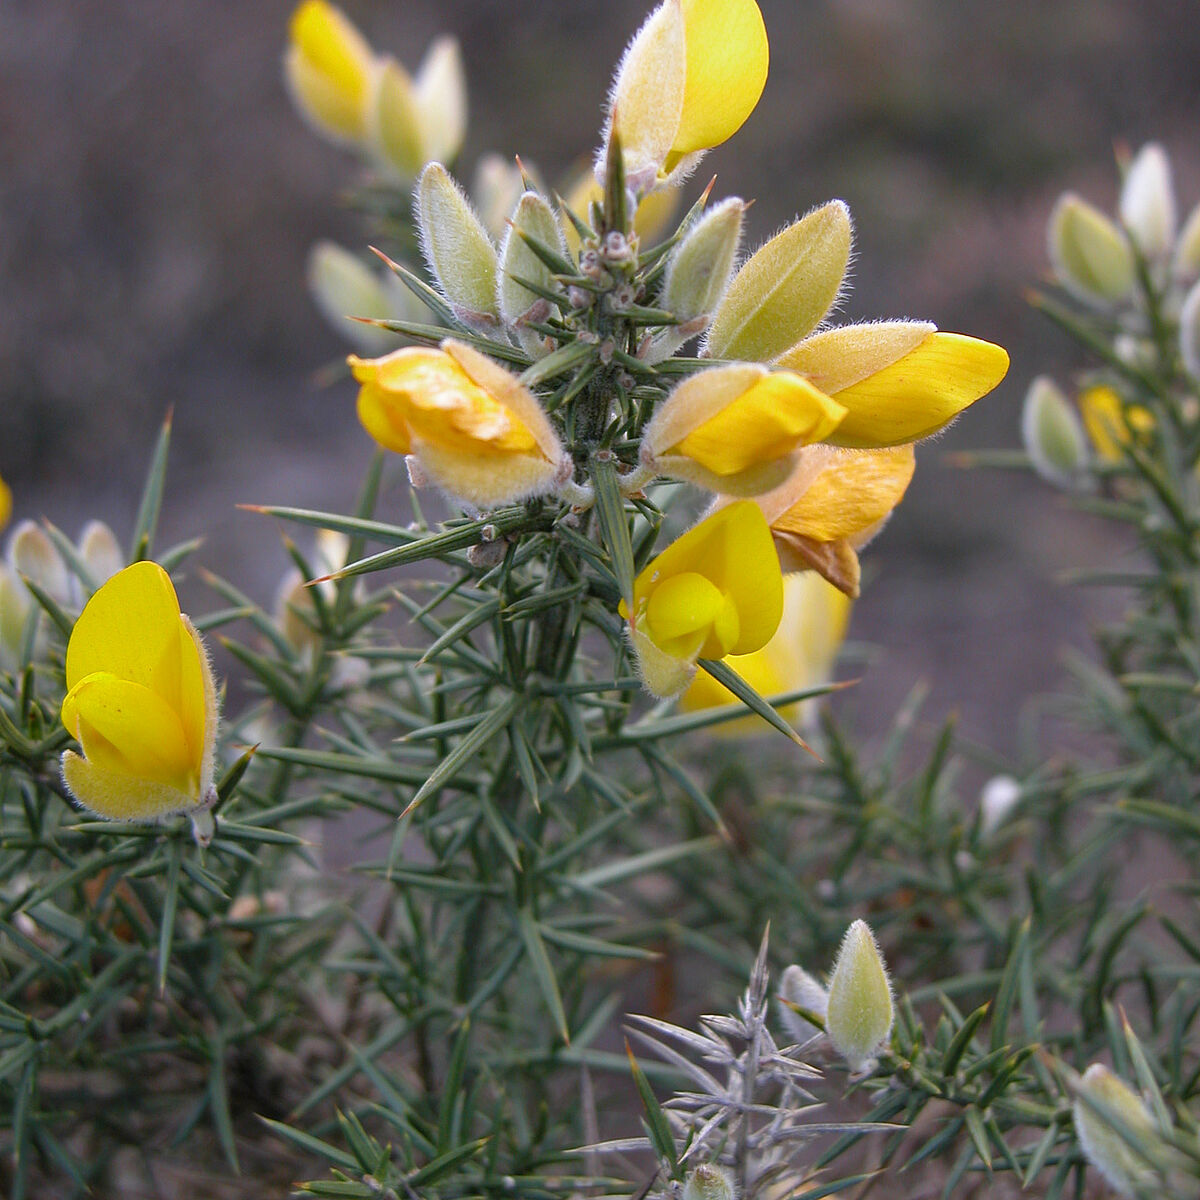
[1,2,1198,1197]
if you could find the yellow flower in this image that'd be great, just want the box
[605,0,768,188]
[775,323,1010,450]
[680,571,851,732]
[351,340,566,508]
[284,0,375,145]
[60,562,220,832]
[1078,384,1155,462]
[619,500,783,698]
[752,445,916,598]
[0,472,10,532]
[641,363,846,496]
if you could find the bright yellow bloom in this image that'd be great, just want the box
[352,340,566,508]
[284,0,375,144]
[775,324,1010,449]
[60,562,219,829]
[752,445,916,598]
[606,0,768,188]
[680,571,851,732]
[1078,384,1155,462]
[641,363,846,495]
[0,472,10,532]
[619,500,783,698]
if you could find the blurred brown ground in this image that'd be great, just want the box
[3,0,1199,753]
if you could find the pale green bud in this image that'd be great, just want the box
[307,241,397,354]
[1021,375,1089,488]
[411,37,467,167]
[1119,143,1176,260]
[0,561,31,663]
[78,520,123,588]
[705,200,852,363]
[369,58,424,180]
[498,191,567,359]
[1048,193,1134,304]
[826,919,893,1072]
[660,197,743,346]
[473,153,528,240]
[1180,279,1200,380]
[778,964,828,1043]
[682,1164,734,1200]
[1175,203,1200,279]
[9,521,71,606]
[416,163,499,328]
[1073,1064,1158,1197]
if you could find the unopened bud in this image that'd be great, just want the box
[778,964,828,1043]
[0,562,31,661]
[416,163,499,327]
[307,241,396,354]
[682,1164,734,1200]
[1073,1064,1158,1197]
[78,521,123,588]
[1176,203,1200,280]
[1048,193,1134,304]
[369,58,424,180]
[979,774,1022,837]
[1021,376,1088,488]
[826,919,893,1073]
[1119,143,1176,261]
[411,36,466,167]
[473,154,527,240]
[498,192,567,358]
[1180,278,1200,379]
[9,521,71,605]
[661,197,744,338]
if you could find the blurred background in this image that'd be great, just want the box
[3,0,1199,753]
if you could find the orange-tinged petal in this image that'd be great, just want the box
[62,673,196,793]
[821,333,1009,449]
[671,0,768,157]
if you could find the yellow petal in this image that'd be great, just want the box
[820,333,1009,449]
[668,371,846,478]
[285,0,374,143]
[705,201,852,363]
[62,673,196,793]
[775,321,934,393]
[670,0,768,157]
[645,571,729,659]
[1078,384,1155,462]
[64,561,190,711]
[769,446,916,542]
[0,473,10,532]
[62,750,202,822]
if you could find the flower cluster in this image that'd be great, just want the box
[1024,142,1200,488]
[307,0,1008,703]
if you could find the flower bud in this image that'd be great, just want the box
[653,197,744,357]
[778,963,829,1042]
[1175,203,1200,279]
[1119,143,1176,261]
[825,919,893,1072]
[1048,193,1134,304]
[682,1164,734,1200]
[705,201,852,364]
[1180,278,1200,379]
[1021,376,1089,488]
[9,520,71,606]
[416,163,500,328]
[307,241,397,354]
[0,561,31,663]
[498,191,568,358]
[410,36,466,167]
[284,0,375,145]
[368,58,424,179]
[979,774,1022,837]
[78,521,124,589]
[1073,1064,1158,1197]
[641,363,846,496]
